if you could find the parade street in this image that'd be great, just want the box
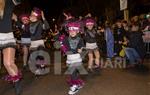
[0,58,150,95]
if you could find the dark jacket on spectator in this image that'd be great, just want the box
[128,31,146,58]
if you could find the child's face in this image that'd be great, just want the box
[98,26,105,32]
[100,28,105,32]
[69,31,78,37]
[21,18,29,25]
[131,25,139,32]
[116,22,122,28]
[86,24,94,30]
[122,23,127,27]
[30,12,38,22]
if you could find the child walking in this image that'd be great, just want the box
[14,14,31,69]
[84,17,101,73]
[28,8,50,75]
[59,21,85,95]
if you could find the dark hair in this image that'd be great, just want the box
[122,20,128,24]
[32,7,42,19]
[36,55,44,60]
[19,14,29,20]
[63,8,74,17]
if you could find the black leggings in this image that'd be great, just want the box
[71,68,79,80]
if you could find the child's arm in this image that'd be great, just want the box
[54,35,70,54]
[12,0,21,5]
[77,38,85,53]
[12,13,22,28]
[41,11,50,30]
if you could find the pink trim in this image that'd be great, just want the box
[2,72,22,83]
[86,22,94,26]
[67,77,84,86]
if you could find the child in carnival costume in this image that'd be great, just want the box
[58,21,85,95]
[29,7,50,49]
[28,7,50,75]
[84,17,101,74]
[14,14,31,69]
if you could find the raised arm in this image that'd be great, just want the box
[12,0,21,5]
[41,11,50,30]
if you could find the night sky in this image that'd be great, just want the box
[16,0,89,22]
[23,0,78,16]
[16,0,66,19]
[16,0,150,21]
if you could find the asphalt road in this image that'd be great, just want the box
[0,55,150,95]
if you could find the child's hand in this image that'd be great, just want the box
[123,41,128,45]
[119,41,122,44]
[12,13,18,21]
[78,49,82,53]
